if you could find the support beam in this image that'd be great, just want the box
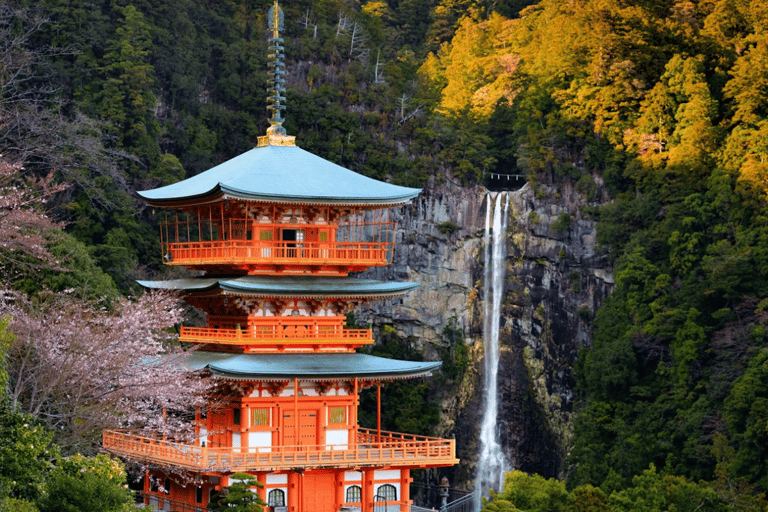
[376,381,381,443]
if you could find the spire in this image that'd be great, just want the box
[259,0,296,147]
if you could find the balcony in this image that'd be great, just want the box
[102,428,458,472]
[163,240,391,273]
[180,320,373,352]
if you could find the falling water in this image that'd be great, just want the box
[475,192,510,511]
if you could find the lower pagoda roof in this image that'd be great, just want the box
[180,351,441,381]
[137,275,419,298]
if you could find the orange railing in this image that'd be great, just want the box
[102,428,458,472]
[163,240,391,268]
[180,322,373,350]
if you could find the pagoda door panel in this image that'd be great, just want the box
[306,228,329,259]
[257,228,272,257]
[282,409,318,449]
[301,472,336,512]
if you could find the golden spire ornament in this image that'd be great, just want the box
[259,0,295,147]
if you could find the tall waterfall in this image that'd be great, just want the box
[475,192,510,510]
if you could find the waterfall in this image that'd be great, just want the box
[475,192,510,511]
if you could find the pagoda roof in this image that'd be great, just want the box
[138,145,420,207]
[180,352,441,381]
[137,275,419,298]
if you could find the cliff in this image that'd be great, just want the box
[356,177,613,490]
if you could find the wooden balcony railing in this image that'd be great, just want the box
[102,428,458,472]
[163,240,391,269]
[180,322,373,351]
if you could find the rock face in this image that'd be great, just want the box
[356,177,613,491]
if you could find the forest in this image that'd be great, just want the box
[1,0,768,510]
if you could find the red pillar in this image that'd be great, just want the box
[335,470,345,511]
[362,469,374,512]
[256,473,267,508]
[376,381,381,442]
[401,470,412,511]
[288,471,300,512]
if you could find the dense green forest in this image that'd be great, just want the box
[2,0,768,509]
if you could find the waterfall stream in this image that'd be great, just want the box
[475,192,510,510]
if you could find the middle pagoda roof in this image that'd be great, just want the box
[138,144,421,207]
[137,275,419,299]
[179,352,441,381]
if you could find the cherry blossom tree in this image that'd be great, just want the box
[0,157,63,279]
[1,288,209,454]
[0,144,207,456]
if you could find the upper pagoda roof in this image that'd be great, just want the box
[180,351,441,381]
[137,275,419,299]
[137,145,421,207]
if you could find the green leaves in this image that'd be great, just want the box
[209,473,265,512]
[0,402,58,502]
[94,5,160,171]
[36,454,133,512]
[723,351,768,489]
[488,465,764,512]
[483,466,736,512]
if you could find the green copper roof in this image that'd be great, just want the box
[181,352,441,381]
[137,275,419,298]
[138,145,420,206]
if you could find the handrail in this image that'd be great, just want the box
[103,429,458,472]
[443,491,477,512]
[164,240,391,267]
[180,325,373,344]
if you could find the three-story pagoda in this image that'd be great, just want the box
[102,3,457,511]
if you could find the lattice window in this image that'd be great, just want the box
[252,408,270,426]
[329,406,346,424]
[345,485,361,503]
[268,489,286,507]
[377,484,397,502]
[259,230,273,241]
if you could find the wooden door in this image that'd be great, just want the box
[302,472,336,512]
[282,409,318,449]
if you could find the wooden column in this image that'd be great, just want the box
[376,381,381,442]
[401,470,412,511]
[287,471,300,512]
[353,378,359,443]
[335,470,345,512]
[362,469,374,512]
[294,378,299,446]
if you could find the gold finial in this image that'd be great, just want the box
[260,0,296,147]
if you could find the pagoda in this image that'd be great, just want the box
[102,3,457,511]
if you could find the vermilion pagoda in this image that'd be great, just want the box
[102,3,457,511]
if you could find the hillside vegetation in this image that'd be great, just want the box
[1,0,768,507]
[420,0,768,494]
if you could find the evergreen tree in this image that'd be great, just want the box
[209,473,265,512]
